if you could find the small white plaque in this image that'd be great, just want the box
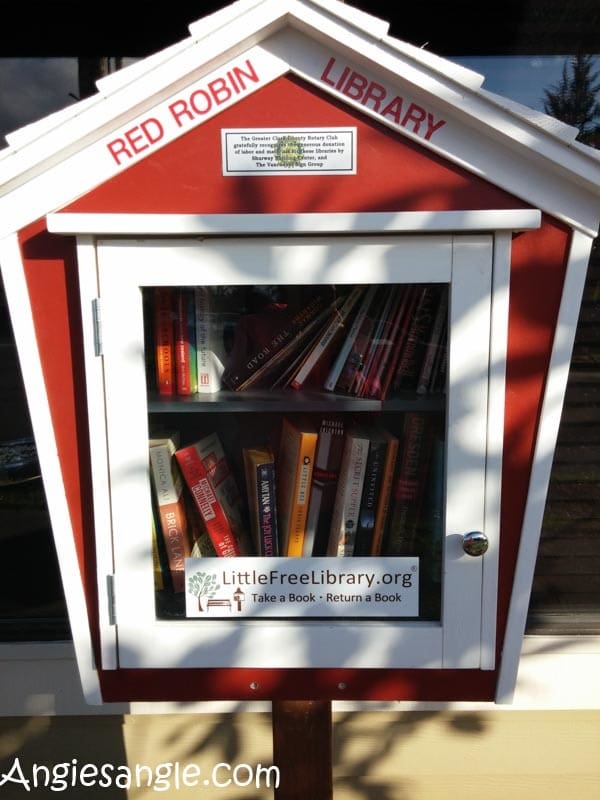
[222,128,357,175]
[185,556,419,618]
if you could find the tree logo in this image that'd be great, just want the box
[187,570,220,612]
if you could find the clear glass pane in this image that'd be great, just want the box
[143,283,448,623]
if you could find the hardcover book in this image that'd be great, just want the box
[174,287,198,395]
[149,433,192,592]
[290,287,365,390]
[221,290,332,391]
[324,285,378,392]
[353,428,399,556]
[153,287,175,395]
[195,286,225,393]
[392,287,437,393]
[326,427,371,556]
[276,417,319,557]
[417,290,448,395]
[175,433,249,557]
[243,446,279,556]
[353,286,400,397]
[302,418,345,556]
[369,432,400,556]
[384,412,435,556]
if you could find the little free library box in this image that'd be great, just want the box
[1,0,599,705]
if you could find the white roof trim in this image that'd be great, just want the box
[0,0,598,237]
[46,210,542,236]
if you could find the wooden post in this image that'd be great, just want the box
[272,700,333,799]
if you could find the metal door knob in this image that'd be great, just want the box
[462,531,489,557]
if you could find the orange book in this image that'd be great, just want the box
[276,418,319,557]
[370,434,400,556]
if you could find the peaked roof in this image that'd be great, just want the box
[0,0,599,236]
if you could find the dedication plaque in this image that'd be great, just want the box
[222,128,357,175]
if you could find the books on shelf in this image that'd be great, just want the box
[417,290,448,395]
[391,287,439,394]
[222,290,332,391]
[175,433,249,557]
[302,418,346,556]
[149,433,192,592]
[324,285,378,392]
[234,305,333,391]
[383,412,435,556]
[148,281,448,399]
[291,287,365,390]
[243,446,279,556]
[326,426,371,556]
[276,417,319,557]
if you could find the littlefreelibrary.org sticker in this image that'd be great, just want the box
[185,556,419,618]
[222,128,357,175]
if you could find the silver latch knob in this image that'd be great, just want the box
[462,531,489,557]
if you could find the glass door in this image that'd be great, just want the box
[93,233,497,670]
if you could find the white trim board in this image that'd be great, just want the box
[47,210,542,235]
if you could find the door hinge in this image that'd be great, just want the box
[92,298,103,356]
[106,574,116,625]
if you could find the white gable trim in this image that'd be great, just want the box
[0,0,598,238]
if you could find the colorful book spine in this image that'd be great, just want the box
[175,434,247,557]
[324,285,378,392]
[326,428,370,556]
[154,287,175,395]
[243,446,279,556]
[174,288,198,395]
[290,287,364,390]
[195,287,224,393]
[149,434,191,592]
[302,418,345,556]
[276,418,319,557]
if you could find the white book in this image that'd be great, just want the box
[326,428,370,557]
[195,287,225,393]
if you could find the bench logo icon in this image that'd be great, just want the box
[187,570,245,613]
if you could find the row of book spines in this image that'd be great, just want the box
[154,287,222,396]
[294,285,448,399]
[151,411,439,591]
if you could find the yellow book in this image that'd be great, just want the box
[276,418,319,557]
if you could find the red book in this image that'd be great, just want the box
[369,287,418,400]
[154,287,175,395]
[175,435,247,558]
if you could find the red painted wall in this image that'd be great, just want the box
[19,75,571,701]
